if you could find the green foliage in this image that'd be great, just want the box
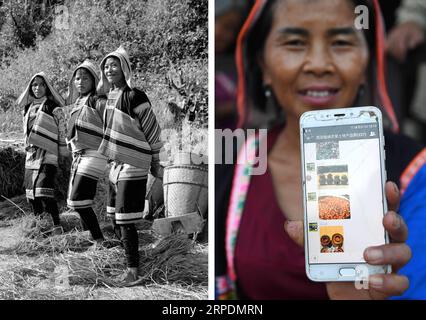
[0,0,65,58]
[0,0,208,136]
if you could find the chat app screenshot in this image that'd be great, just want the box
[303,123,387,264]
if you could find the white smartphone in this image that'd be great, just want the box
[299,106,391,282]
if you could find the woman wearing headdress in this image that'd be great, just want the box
[17,72,68,234]
[97,46,163,285]
[215,0,426,299]
[65,60,108,244]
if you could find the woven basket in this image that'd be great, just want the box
[163,162,208,218]
[173,152,208,166]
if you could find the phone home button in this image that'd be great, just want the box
[339,268,356,277]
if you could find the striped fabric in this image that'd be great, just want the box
[109,162,148,183]
[99,90,154,170]
[24,100,67,171]
[71,149,107,180]
[27,189,55,199]
[34,187,55,198]
[67,198,93,209]
[134,102,161,147]
[115,211,143,224]
[67,173,98,210]
[27,110,59,156]
[23,99,45,139]
[67,95,104,152]
[43,152,59,166]
[134,102,163,174]
[67,150,107,209]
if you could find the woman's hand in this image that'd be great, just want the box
[284,181,411,299]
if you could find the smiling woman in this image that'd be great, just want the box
[97,46,164,286]
[215,0,426,300]
[260,0,368,117]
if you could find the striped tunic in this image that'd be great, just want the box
[66,93,107,180]
[67,94,106,153]
[66,94,107,209]
[98,86,163,178]
[24,99,67,169]
[27,109,58,155]
[23,98,67,199]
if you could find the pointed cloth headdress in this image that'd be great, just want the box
[16,72,65,109]
[66,60,100,105]
[97,46,132,95]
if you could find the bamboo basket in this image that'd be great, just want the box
[163,153,208,218]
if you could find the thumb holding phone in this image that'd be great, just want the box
[284,180,411,299]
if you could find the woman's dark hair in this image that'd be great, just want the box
[29,76,52,98]
[245,0,376,112]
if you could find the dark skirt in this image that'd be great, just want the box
[67,173,98,209]
[25,164,56,200]
[107,178,147,225]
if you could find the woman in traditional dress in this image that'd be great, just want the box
[17,72,68,235]
[216,0,426,299]
[65,60,108,243]
[97,47,163,285]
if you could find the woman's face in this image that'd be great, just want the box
[74,68,94,96]
[104,57,125,86]
[31,76,47,99]
[261,0,369,119]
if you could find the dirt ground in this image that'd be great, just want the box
[0,131,208,300]
[0,214,208,300]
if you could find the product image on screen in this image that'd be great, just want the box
[303,123,386,264]
[320,226,344,253]
[318,195,350,220]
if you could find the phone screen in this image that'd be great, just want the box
[303,121,386,265]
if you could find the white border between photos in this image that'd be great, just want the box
[208,0,215,301]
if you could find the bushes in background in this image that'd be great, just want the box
[0,0,208,126]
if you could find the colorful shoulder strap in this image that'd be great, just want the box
[216,131,265,300]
